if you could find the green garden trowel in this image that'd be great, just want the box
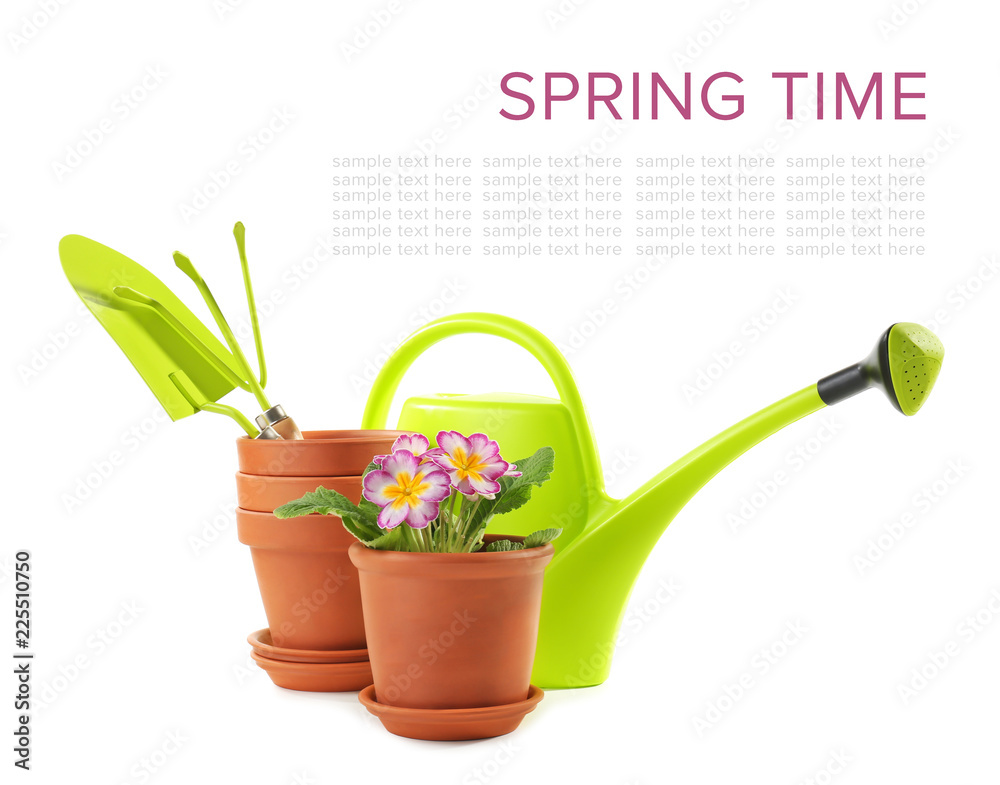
[362,313,945,689]
[58,225,300,439]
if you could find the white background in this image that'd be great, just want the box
[3,1,998,783]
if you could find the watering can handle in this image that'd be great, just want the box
[361,312,604,493]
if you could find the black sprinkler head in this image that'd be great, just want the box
[818,323,944,415]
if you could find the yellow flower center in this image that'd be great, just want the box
[452,447,487,482]
[386,471,431,509]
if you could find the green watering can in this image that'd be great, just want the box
[362,313,945,689]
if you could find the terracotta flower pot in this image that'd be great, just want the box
[236,430,409,477]
[349,535,554,711]
[235,472,362,513]
[235,429,407,654]
[238,506,365,651]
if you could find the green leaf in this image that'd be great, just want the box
[341,515,379,544]
[467,447,556,534]
[364,526,406,551]
[340,516,407,551]
[523,527,562,548]
[358,497,381,521]
[273,486,355,519]
[484,538,523,552]
[274,486,381,541]
[491,447,556,516]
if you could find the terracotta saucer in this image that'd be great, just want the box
[247,628,368,664]
[358,684,544,741]
[251,651,373,692]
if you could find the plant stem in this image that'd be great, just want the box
[403,525,423,552]
[457,495,485,551]
[444,492,460,553]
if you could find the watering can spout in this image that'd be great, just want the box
[532,385,826,687]
[364,315,944,690]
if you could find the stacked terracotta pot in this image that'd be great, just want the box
[235,430,407,692]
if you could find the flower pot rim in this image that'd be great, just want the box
[236,507,356,550]
[348,536,554,565]
[235,470,363,482]
[236,430,409,477]
[237,429,411,445]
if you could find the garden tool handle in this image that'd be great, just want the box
[361,312,604,495]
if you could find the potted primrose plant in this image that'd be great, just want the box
[275,431,559,740]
